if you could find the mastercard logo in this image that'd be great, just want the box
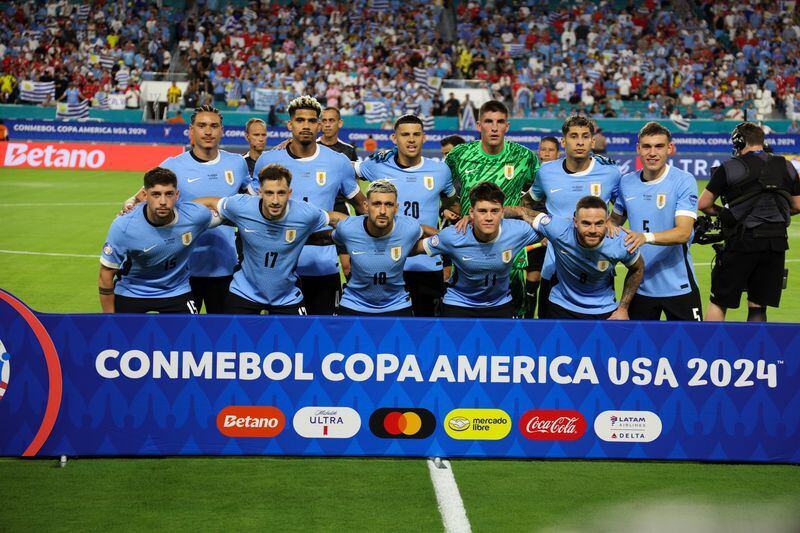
[369,408,436,439]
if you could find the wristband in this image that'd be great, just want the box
[99,287,114,295]
[644,232,656,244]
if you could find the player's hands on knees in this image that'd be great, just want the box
[273,138,292,150]
[608,307,630,320]
[454,214,472,234]
[621,227,647,253]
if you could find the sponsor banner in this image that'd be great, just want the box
[6,119,800,154]
[0,289,797,462]
[0,141,183,172]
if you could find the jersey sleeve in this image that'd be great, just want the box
[440,166,456,198]
[529,170,545,201]
[706,163,727,196]
[354,158,377,181]
[310,205,331,233]
[100,221,128,270]
[530,212,566,241]
[235,156,250,193]
[422,228,450,257]
[612,187,627,216]
[513,219,542,246]
[216,193,248,224]
[331,214,349,245]
[338,157,361,198]
[675,173,699,219]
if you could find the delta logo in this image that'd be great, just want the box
[0,339,10,401]
[292,406,361,439]
[519,409,587,441]
[594,410,662,443]
[444,408,512,440]
[216,406,285,438]
[369,408,436,439]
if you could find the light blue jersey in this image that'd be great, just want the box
[217,195,330,306]
[356,156,456,272]
[100,202,214,298]
[529,155,622,279]
[253,144,360,276]
[333,215,422,313]
[160,149,250,277]
[613,165,699,297]
[531,214,640,315]
[422,220,542,308]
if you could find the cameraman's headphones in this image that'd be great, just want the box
[731,122,747,155]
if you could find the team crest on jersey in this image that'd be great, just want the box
[656,193,667,209]
[502,249,513,263]
[225,170,235,186]
[285,229,297,243]
[424,176,435,190]
[590,183,602,196]
[182,232,192,246]
[503,164,515,180]
[0,340,10,401]
[391,246,402,261]
[316,171,327,186]
[597,260,610,272]
[103,242,113,256]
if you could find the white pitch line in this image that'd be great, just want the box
[0,202,119,207]
[0,249,97,259]
[427,458,471,533]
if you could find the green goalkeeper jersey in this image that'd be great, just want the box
[445,140,540,211]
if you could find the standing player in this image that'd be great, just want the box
[99,168,219,314]
[440,135,466,158]
[445,100,540,317]
[610,122,702,321]
[523,135,562,318]
[193,164,346,315]
[526,115,622,318]
[332,181,436,316]
[243,118,268,176]
[508,196,644,320]
[124,106,251,314]
[356,115,460,316]
[253,95,367,315]
[319,107,358,277]
[422,182,543,318]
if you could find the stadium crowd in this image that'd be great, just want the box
[2,0,799,122]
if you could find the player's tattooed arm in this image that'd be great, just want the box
[119,187,146,215]
[609,255,645,320]
[98,265,117,313]
[608,212,626,238]
[503,205,541,225]
[327,211,349,227]
[421,224,439,238]
[347,191,368,215]
[441,197,461,222]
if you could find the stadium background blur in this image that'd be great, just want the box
[2,0,799,530]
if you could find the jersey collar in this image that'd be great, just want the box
[640,164,670,185]
[563,157,596,176]
[290,143,321,162]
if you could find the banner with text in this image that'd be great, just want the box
[0,141,183,171]
[1,290,797,462]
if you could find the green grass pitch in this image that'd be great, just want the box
[1,168,798,531]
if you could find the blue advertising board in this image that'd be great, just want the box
[1,289,797,462]
[6,119,800,154]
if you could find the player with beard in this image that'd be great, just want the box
[252,95,367,315]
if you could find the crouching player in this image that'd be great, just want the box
[99,167,221,313]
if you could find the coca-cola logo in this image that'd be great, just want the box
[519,409,587,441]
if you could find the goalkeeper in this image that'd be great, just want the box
[444,100,540,317]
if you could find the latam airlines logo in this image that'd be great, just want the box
[0,340,10,401]
[216,406,285,438]
[594,410,662,443]
[293,406,361,438]
[519,409,587,441]
[369,408,436,439]
[444,408,512,440]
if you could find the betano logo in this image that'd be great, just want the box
[216,406,285,438]
[369,408,435,439]
[0,339,10,401]
[292,406,361,438]
[444,408,512,440]
[594,410,662,443]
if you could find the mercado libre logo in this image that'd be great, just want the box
[0,290,63,456]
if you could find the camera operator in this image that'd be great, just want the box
[697,122,800,322]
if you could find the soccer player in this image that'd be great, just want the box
[445,100,540,317]
[508,196,644,320]
[332,180,436,316]
[356,115,460,316]
[526,115,622,318]
[610,122,702,321]
[422,182,543,318]
[99,168,219,314]
[193,164,346,315]
[124,106,250,314]
[537,136,560,163]
[252,95,367,315]
[440,135,466,158]
[243,118,268,176]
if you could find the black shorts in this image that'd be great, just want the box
[115,292,198,314]
[710,249,785,309]
[189,275,233,314]
[336,305,414,317]
[544,301,613,320]
[629,290,703,321]
[527,245,545,273]
[403,270,445,317]
[537,277,553,319]
[300,273,342,315]
[224,292,308,315]
[441,301,515,318]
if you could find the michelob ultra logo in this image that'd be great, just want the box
[369,408,435,439]
[216,406,285,438]
[293,406,361,438]
[444,408,512,440]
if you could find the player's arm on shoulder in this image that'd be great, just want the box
[503,205,541,225]
[609,254,644,321]
[628,214,695,251]
[347,190,368,214]
[120,186,145,215]
[326,210,348,227]
[192,195,225,213]
[307,230,334,246]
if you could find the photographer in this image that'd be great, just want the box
[697,122,800,322]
